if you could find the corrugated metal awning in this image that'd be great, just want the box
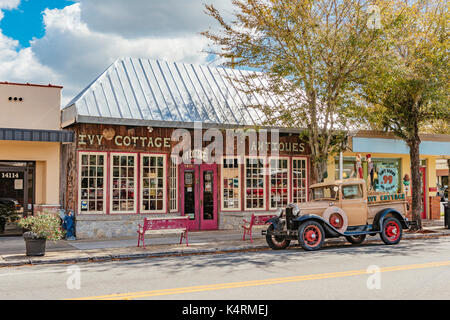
[0,128,74,143]
[61,58,287,128]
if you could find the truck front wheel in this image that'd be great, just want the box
[266,224,291,250]
[380,217,402,245]
[298,221,325,251]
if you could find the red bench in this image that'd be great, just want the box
[137,216,189,249]
[241,213,277,242]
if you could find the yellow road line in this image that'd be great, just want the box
[71,260,450,300]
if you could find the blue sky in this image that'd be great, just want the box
[0,0,75,49]
[0,0,233,104]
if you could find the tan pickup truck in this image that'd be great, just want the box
[263,179,411,251]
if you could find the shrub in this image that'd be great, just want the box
[17,214,65,240]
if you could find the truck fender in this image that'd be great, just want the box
[373,208,409,231]
[293,214,342,238]
[266,217,280,229]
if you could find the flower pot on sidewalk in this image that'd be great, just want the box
[23,232,46,256]
[16,215,65,257]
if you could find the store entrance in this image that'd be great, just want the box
[180,163,218,231]
[0,162,35,236]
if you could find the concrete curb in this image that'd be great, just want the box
[1,231,449,268]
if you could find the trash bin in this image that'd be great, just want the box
[444,202,450,229]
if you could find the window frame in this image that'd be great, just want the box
[269,156,290,210]
[77,151,107,215]
[140,153,167,214]
[244,156,267,211]
[220,156,242,211]
[169,155,178,213]
[292,156,309,204]
[109,152,138,214]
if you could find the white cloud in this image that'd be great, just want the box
[0,0,58,86]
[77,0,234,38]
[0,0,20,10]
[0,0,234,106]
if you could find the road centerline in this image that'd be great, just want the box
[70,260,450,300]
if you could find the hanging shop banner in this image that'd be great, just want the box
[377,167,398,193]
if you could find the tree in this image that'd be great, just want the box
[354,0,449,230]
[202,0,396,183]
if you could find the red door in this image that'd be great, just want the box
[420,167,427,219]
[180,163,218,231]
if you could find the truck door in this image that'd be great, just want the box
[339,184,368,226]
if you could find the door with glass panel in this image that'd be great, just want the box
[199,163,217,230]
[0,161,35,236]
[180,163,217,230]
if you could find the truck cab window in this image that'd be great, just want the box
[342,185,363,199]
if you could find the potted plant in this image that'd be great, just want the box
[16,214,65,256]
[0,201,18,233]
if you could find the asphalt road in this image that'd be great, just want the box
[0,237,449,300]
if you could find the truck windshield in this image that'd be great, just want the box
[310,186,338,201]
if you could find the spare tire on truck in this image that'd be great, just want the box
[322,206,348,233]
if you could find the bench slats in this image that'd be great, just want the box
[137,216,189,248]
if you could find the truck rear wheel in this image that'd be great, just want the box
[298,221,325,251]
[345,234,366,245]
[380,217,402,245]
[266,224,291,250]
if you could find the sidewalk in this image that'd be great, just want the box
[1,219,449,267]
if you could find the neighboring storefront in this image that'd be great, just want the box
[0,82,73,236]
[60,58,312,239]
[326,130,450,220]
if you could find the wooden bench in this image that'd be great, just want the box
[137,216,189,249]
[241,213,277,242]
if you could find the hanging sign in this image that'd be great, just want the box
[377,167,398,192]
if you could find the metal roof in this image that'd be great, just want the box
[61,58,285,129]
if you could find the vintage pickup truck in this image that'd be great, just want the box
[262,179,411,251]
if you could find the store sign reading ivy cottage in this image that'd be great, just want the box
[78,133,171,148]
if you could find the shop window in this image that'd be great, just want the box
[79,152,106,214]
[111,153,137,213]
[141,154,166,213]
[335,157,401,193]
[269,157,289,209]
[292,157,308,204]
[221,157,241,210]
[245,157,265,210]
[169,156,178,212]
[334,158,358,180]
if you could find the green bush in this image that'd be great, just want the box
[17,214,65,240]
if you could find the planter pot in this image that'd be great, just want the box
[24,238,46,256]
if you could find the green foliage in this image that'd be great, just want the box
[202,0,398,181]
[353,0,449,142]
[17,215,65,241]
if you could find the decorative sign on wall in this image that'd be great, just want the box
[14,179,23,190]
[367,193,405,203]
[377,167,398,193]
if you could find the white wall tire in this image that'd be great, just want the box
[322,206,348,233]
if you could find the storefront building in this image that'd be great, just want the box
[326,130,450,220]
[61,58,312,239]
[0,82,73,236]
